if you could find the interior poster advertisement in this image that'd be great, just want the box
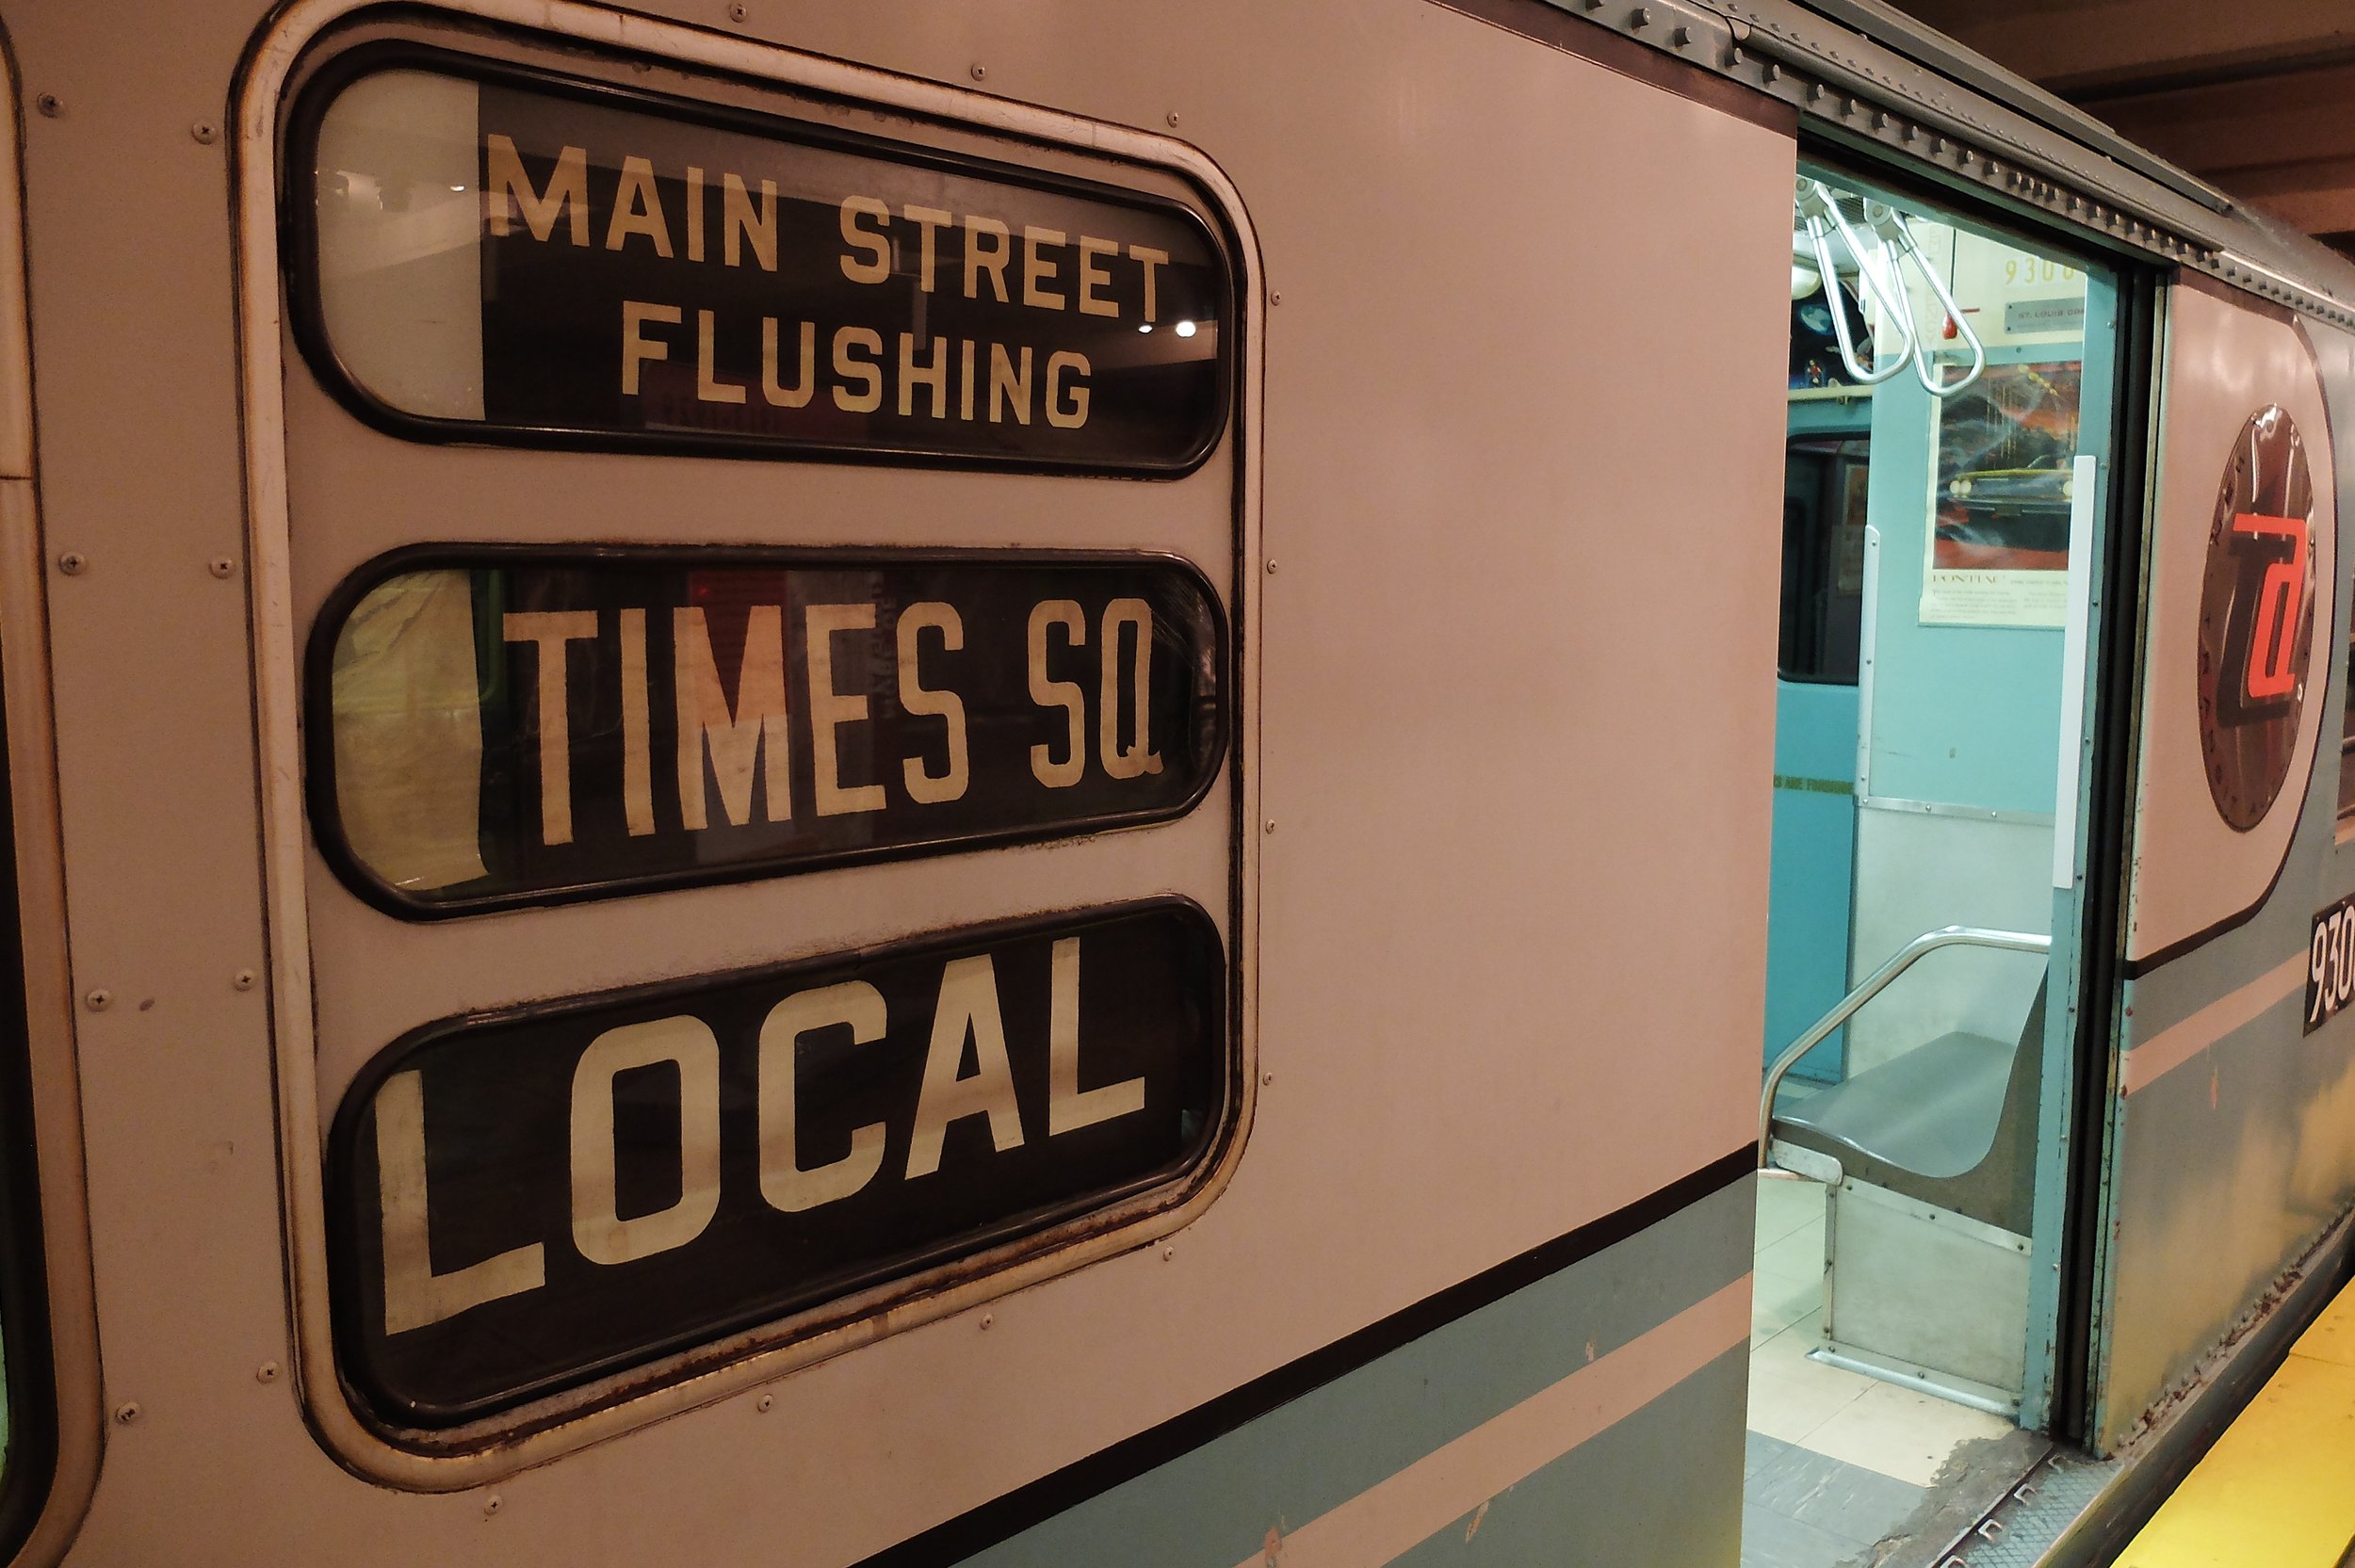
[1922,360,2083,627]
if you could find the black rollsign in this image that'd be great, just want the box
[295,54,1232,470]
[312,549,1226,913]
[329,901,1226,1426]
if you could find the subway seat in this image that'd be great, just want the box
[1773,981,2047,1410]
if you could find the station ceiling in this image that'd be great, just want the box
[1882,0,2355,257]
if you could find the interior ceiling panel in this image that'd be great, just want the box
[1881,0,2355,254]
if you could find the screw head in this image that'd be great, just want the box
[482,1495,503,1519]
[112,1401,140,1425]
[727,1,746,17]
[1261,1070,1275,1086]
[1166,112,1180,128]
[34,94,60,119]
[1161,1244,1176,1261]
[1270,291,1282,305]
[233,970,256,992]
[969,63,987,81]
[84,989,110,1011]
[1263,818,1276,834]
[255,1361,281,1383]
[207,557,236,579]
[980,1312,995,1330]
[191,120,219,145]
[57,552,86,575]
[756,1393,774,1413]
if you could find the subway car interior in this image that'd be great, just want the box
[1750,170,2110,1559]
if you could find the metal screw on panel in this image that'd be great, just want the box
[208,557,236,579]
[1261,1071,1275,1086]
[1270,291,1282,305]
[34,94,60,119]
[112,1401,139,1425]
[1264,558,1277,574]
[980,1313,995,1330]
[255,1361,280,1383]
[483,1495,503,1519]
[84,989,110,1011]
[756,1394,774,1413]
[969,63,987,81]
[56,552,85,576]
[233,970,256,992]
[1161,1244,1175,1261]
[727,2,746,18]
[1263,819,1276,833]
[191,120,219,145]
[1166,112,1180,128]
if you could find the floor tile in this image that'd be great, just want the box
[1746,1338,1876,1446]
[1748,1445,1927,1547]
[1757,1224,1828,1285]
[1751,1309,1826,1369]
[1796,1380,2015,1487]
[1752,1266,1824,1331]
[1746,1430,1798,1479]
[1739,1501,1868,1568]
[1756,1176,1827,1249]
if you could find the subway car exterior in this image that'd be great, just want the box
[0,0,2347,1562]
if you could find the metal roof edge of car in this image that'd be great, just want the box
[1525,0,2355,327]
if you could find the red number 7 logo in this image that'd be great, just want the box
[2232,510,2308,703]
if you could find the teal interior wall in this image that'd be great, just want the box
[1860,348,2076,816]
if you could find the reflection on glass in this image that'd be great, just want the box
[321,554,1227,912]
[302,63,1229,467]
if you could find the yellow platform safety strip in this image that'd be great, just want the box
[2117,1283,2355,1567]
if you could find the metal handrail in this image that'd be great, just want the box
[1797,179,1916,386]
[1861,201,1988,397]
[1757,925,2053,1172]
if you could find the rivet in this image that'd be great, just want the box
[1630,8,1651,29]
[57,552,85,575]
[1806,83,1826,102]
[112,1401,140,1425]
[1670,25,1690,47]
[1260,1070,1275,1086]
[1264,558,1278,574]
[756,1394,774,1413]
[233,970,256,992]
[84,989,110,1011]
[1161,1244,1175,1261]
[483,1495,503,1519]
[1263,818,1276,833]
[969,63,987,81]
[255,1361,280,1383]
[980,1313,995,1330]
[1166,112,1180,128]
[1762,62,1780,84]
[35,94,60,120]
[1270,291,1282,305]
[727,1,746,18]
[207,557,236,579]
